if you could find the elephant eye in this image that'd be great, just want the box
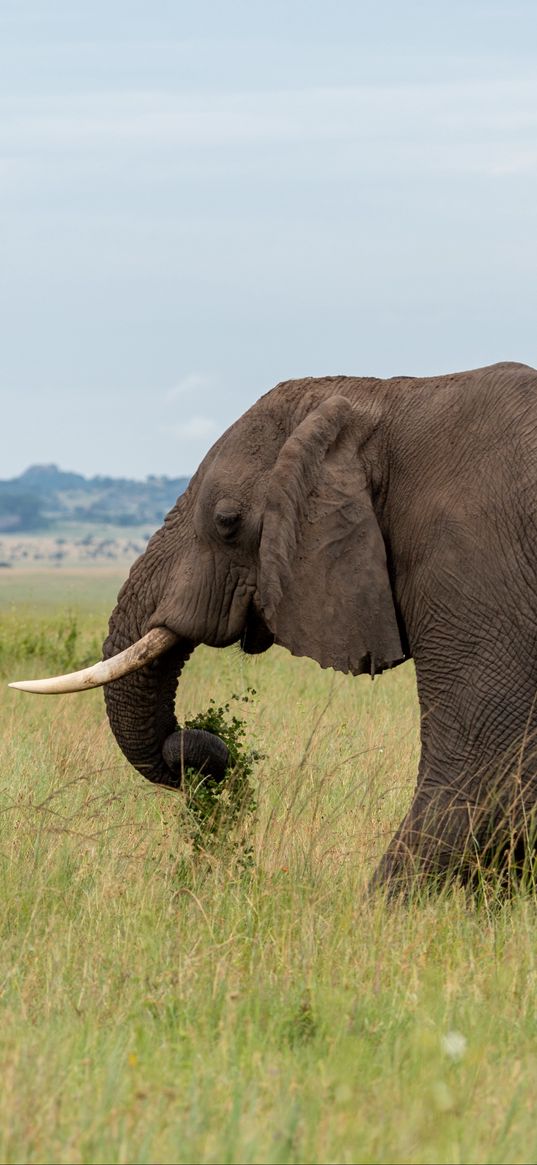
[214,504,241,540]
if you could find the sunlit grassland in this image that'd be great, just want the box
[1,571,537,1164]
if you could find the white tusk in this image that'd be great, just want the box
[8,626,179,694]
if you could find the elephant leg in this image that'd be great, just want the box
[370,788,485,895]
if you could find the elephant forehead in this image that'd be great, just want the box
[200,418,283,499]
[224,409,285,463]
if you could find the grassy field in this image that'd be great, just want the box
[1,571,537,1164]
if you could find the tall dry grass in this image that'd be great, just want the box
[1,575,536,1164]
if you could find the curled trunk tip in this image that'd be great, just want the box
[162,729,229,782]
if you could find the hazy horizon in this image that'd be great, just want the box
[3,1,537,478]
[0,460,189,485]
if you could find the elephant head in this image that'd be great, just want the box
[11,380,404,787]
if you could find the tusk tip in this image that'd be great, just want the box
[9,680,53,693]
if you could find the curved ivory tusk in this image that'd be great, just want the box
[8,626,179,694]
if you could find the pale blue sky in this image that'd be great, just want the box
[2,0,537,478]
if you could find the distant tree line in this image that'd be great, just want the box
[0,464,189,533]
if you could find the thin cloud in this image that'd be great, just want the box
[3,79,537,148]
[165,373,214,403]
[1,81,537,191]
[168,416,219,441]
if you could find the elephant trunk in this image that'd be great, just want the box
[103,612,228,788]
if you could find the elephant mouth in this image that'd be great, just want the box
[240,601,275,655]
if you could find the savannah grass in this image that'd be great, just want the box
[1,572,537,1164]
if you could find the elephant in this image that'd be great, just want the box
[11,360,537,889]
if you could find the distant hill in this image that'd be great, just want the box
[0,464,189,532]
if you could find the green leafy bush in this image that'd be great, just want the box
[182,688,263,857]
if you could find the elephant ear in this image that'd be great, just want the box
[258,394,404,676]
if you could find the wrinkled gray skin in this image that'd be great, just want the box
[103,362,537,888]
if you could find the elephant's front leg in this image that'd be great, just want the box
[370,787,484,894]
